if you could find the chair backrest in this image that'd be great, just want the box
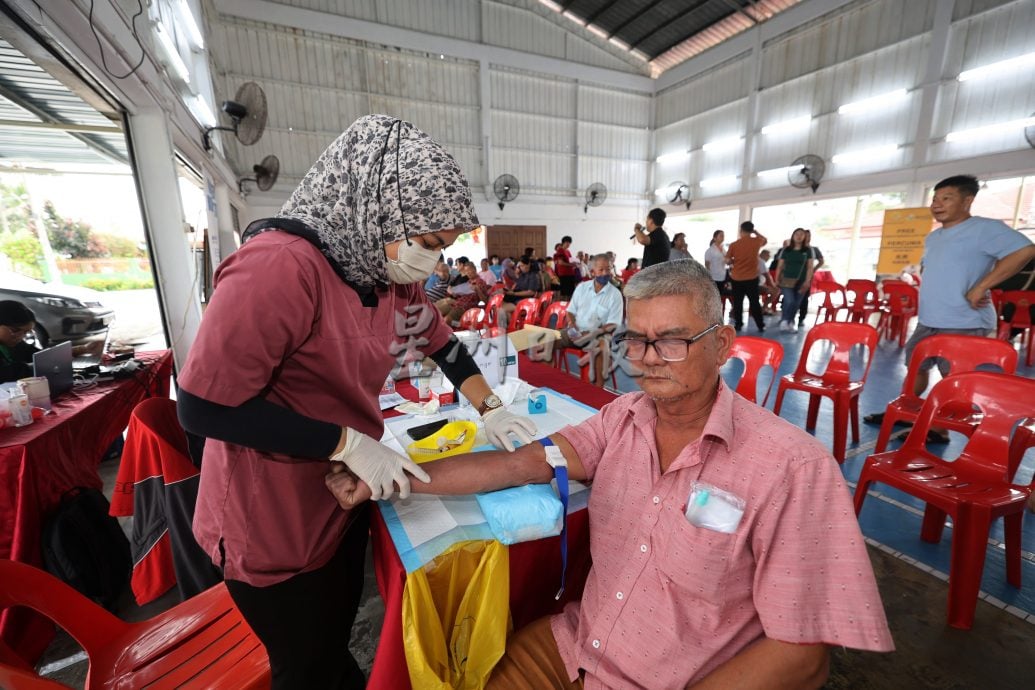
[726,336,784,405]
[131,397,190,456]
[510,298,538,331]
[539,301,569,329]
[899,334,1018,396]
[793,322,879,386]
[0,559,125,661]
[903,372,1035,483]
[458,307,485,330]
[999,290,1035,327]
[846,279,878,307]
[813,280,848,309]
[483,292,505,327]
[881,281,918,313]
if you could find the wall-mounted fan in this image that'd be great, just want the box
[493,174,520,211]
[788,154,825,193]
[203,81,268,151]
[584,182,607,213]
[1025,111,1035,150]
[238,155,279,194]
[664,182,691,209]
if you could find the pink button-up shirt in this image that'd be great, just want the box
[553,382,893,689]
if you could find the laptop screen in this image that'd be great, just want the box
[33,341,74,396]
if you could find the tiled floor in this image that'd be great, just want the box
[36,310,1035,688]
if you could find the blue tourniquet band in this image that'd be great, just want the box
[539,437,569,600]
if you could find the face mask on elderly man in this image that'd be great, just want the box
[386,240,442,283]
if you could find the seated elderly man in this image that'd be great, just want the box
[531,254,622,388]
[327,260,893,689]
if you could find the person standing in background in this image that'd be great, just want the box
[797,229,824,328]
[704,230,728,294]
[554,236,579,299]
[669,232,693,261]
[725,221,768,333]
[632,208,671,268]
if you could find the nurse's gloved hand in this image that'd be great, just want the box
[482,408,538,452]
[330,428,430,500]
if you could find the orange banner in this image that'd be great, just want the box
[876,208,934,274]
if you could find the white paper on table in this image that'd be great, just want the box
[391,495,459,547]
[378,392,407,410]
[439,496,486,526]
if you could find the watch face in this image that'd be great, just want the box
[484,394,503,409]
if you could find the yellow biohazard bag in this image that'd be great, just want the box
[402,540,511,689]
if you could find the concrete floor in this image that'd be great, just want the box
[33,306,1035,689]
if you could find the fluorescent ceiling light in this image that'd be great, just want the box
[756,166,794,177]
[608,36,630,50]
[194,95,216,127]
[538,0,564,11]
[699,175,739,189]
[958,51,1035,82]
[655,150,688,164]
[702,136,743,152]
[838,89,907,115]
[761,115,811,135]
[175,0,205,50]
[945,116,1035,142]
[586,24,609,40]
[153,22,190,84]
[832,144,899,164]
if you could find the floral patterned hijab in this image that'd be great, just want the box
[245,114,479,288]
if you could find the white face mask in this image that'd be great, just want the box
[386,240,443,284]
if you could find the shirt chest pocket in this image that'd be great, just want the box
[652,508,738,602]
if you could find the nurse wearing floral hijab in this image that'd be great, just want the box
[177,115,536,689]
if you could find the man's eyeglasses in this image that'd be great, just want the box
[616,323,720,362]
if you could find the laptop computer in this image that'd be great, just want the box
[33,341,74,396]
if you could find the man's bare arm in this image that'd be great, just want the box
[687,638,829,690]
[965,244,1035,309]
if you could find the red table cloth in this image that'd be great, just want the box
[0,351,173,664]
[369,354,616,689]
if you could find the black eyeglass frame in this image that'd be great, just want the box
[616,323,722,362]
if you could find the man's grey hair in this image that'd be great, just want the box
[591,253,610,264]
[624,259,722,325]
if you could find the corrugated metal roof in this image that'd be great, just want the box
[0,40,127,168]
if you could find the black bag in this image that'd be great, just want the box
[41,487,132,608]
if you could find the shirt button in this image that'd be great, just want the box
[640,544,647,552]
[652,496,660,504]
[592,639,601,649]
[616,591,624,600]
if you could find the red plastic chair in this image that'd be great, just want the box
[483,292,505,329]
[538,301,569,329]
[853,372,1035,629]
[772,322,879,462]
[876,281,918,347]
[0,559,270,689]
[873,335,1018,453]
[810,281,850,326]
[458,307,485,331]
[726,336,784,406]
[535,291,555,322]
[508,298,538,332]
[845,279,880,324]
[996,290,1035,366]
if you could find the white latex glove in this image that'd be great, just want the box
[330,428,430,501]
[482,408,538,452]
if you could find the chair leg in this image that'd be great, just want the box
[831,396,849,463]
[853,469,873,516]
[946,506,992,630]
[850,396,860,443]
[1004,512,1023,588]
[772,385,787,416]
[874,414,895,454]
[920,506,948,543]
[806,395,821,430]
[899,317,910,348]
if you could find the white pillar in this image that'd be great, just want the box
[214,182,239,261]
[127,109,202,369]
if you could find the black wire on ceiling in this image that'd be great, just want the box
[88,0,146,80]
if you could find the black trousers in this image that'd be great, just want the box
[798,291,811,323]
[730,278,765,330]
[559,274,579,299]
[225,506,371,690]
